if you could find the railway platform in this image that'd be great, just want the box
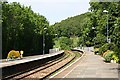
[0,50,64,68]
[0,50,64,79]
[50,48,119,79]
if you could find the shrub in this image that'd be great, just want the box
[112,54,119,63]
[94,34,106,48]
[58,37,73,50]
[103,50,111,57]
[86,41,91,47]
[103,51,114,62]
[94,44,101,48]
[94,48,99,54]
[99,43,118,55]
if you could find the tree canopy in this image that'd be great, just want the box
[2,2,53,58]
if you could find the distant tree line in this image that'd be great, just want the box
[51,12,95,47]
[2,2,54,59]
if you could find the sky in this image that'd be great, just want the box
[8,0,91,25]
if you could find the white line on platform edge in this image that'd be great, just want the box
[49,50,86,78]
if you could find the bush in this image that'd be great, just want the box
[94,48,99,54]
[94,44,101,48]
[103,50,111,57]
[86,41,91,47]
[103,51,114,62]
[99,43,118,55]
[94,34,106,48]
[112,54,119,63]
[54,37,73,50]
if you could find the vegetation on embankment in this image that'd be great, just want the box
[90,2,120,63]
[94,43,119,63]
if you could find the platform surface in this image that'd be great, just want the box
[0,51,64,68]
[52,48,119,79]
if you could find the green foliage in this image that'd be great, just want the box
[2,2,53,58]
[85,41,91,47]
[77,37,83,47]
[54,37,73,50]
[53,39,60,48]
[59,37,73,50]
[89,2,120,61]
[94,48,99,54]
[54,37,80,50]
[112,54,119,63]
[70,37,79,48]
[52,12,93,38]
[104,51,114,62]
[99,43,118,55]
[94,33,106,48]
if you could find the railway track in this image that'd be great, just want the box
[5,50,83,80]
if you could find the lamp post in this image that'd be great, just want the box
[43,27,47,55]
[92,27,95,46]
[55,34,58,45]
[103,10,109,43]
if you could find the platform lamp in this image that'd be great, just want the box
[43,27,47,55]
[103,10,109,43]
[92,27,95,46]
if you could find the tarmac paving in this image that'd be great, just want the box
[51,48,120,79]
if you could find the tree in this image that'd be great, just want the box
[2,2,53,59]
[89,1,120,62]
